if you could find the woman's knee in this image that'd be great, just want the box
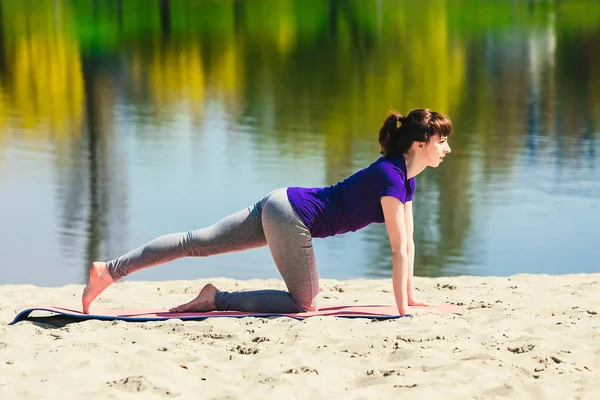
[293,292,321,312]
[180,230,213,257]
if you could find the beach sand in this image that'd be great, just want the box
[1,273,599,399]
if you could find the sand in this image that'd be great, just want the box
[1,273,599,399]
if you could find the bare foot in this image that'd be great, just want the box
[82,262,115,314]
[169,283,218,313]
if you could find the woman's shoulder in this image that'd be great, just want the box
[369,156,406,177]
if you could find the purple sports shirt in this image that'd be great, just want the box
[287,156,415,238]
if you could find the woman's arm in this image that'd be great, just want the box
[381,196,410,315]
[404,201,426,306]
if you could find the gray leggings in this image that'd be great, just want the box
[107,188,320,313]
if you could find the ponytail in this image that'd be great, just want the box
[377,111,404,157]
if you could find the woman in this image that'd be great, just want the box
[82,108,452,316]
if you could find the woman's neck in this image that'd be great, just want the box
[403,153,427,179]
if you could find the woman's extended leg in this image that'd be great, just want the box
[171,188,320,314]
[82,199,268,313]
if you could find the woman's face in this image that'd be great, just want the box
[423,134,451,167]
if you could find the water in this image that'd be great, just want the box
[0,0,599,287]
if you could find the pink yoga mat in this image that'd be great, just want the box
[10,304,466,324]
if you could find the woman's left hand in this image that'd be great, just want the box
[408,298,428,307]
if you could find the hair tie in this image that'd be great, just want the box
[396,115,404,129]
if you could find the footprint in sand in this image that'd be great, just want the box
[284,366,319,375]
[507,344,535,354]
[232,344,259,355]
[107,375,178,397]
[482,383,513,397]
